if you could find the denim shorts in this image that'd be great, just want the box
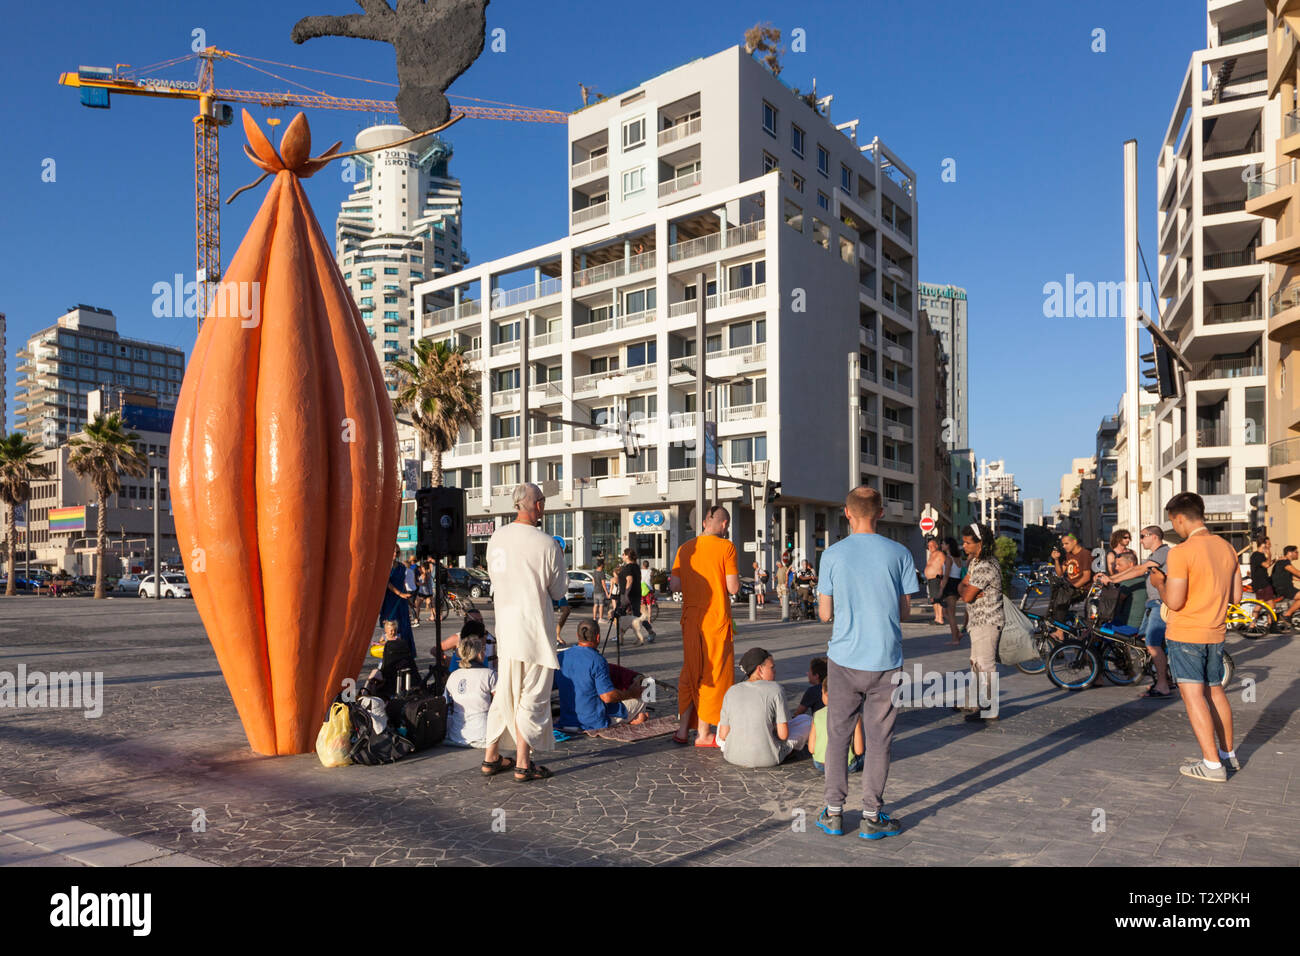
[1139,599,1166,649]
[1166,640,1224,685]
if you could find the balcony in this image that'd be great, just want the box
[491,437,520,453]
[572,202,609,228]
[883,457,914,474]
[860,451,878,467]
[667,220,765,263]
[570,153,609,179]
[1195,426,1229,448]
[1270,281,1300,342]
[1194,356,1262,380]
[1204,300,1261,326]
[668,467,696,482]
[490,339,521,357]
[491,277,562,312]
[667,283,768,318]
[530,330,560,348]
[1269,436,1300,482]
[574,307,657,338]
[572,363,658,397]
[449,441,482,457]
[490,387,519,409]
[670,343,767,375]
[860,326,876,348]
[424,299,481,328]
[720,402,767,423]
[658,169,703,201]
[627,470,657,485]
[1245,161,1295,217]
[882,342,913,365]
[572,249,655,288]
[528,430,565,447]
[1203,249,1256,270]
[1204,199,1245,216]
[882,377,913,397]
[463,347,482,362]
[882,420,914,440]
[528,381,565,405]
[658,116,702,148]
[490,483,515,498]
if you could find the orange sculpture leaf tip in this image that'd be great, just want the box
[279,113,312,171]
[298,141,343,179]
[242,109,283,173]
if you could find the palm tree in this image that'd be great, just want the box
[67,414,149,599]
[0,433,46,596]
[390,339,482,487]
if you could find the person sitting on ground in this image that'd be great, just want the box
[794,657,828,717]
[1270,544,1300,622]
[445,634,497,748]
[806,676,864,773]
[716,647,813,768]
[445,616,497,673]
[554,620,649,733]
[366,618,419,699]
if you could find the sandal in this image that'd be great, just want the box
[480,755,516,776]
[671,732,690,745]
[1140,687,1173,699]
[514,763,553,782]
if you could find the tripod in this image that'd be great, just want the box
[599,606,624,666]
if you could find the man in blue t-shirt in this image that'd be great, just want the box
[813,485,917,841]
[554,621,648,731]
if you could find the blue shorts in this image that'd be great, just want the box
[1139,599,1166,649]
[1166,640,1225,685]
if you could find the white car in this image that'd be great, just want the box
[138,573,192,598]
[567,570,595,605]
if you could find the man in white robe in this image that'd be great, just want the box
[481,483,568,781]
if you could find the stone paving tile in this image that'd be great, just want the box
[2,600,1298,866]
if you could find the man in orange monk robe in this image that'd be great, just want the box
[670,505,741,746]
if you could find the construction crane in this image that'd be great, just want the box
[59,47,569,328]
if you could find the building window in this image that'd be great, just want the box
[817,191,830,211]
[817,145,829,176]
[791,171,805,193]
[625,340,657,367]
[622,116,646,151]
[841,164,852,192]
[792,124,805,157]
[624,287,656,314]
[384,311,400,320]
[384,267,399,275]
[384,296,398,304]
[762,151,779,174]
[784,200,803,233]
[622,166,646,199]
[727,260,766,289]
[762,101,777,135]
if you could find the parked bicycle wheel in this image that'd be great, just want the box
[1099,641,1142,686]
[1238,600,1276,639]
[1221,650,1235,688]
[1046,642,1099,691]
[1015,632,1054,676]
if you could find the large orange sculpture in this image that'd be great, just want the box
[171,112,399,755]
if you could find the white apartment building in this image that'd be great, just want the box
[916,282,968,449]
[337,125,468,396]
[1112,391,1158,539]
[12,306,185,447]
[412,46,921,570]
[1155,0,1270,550]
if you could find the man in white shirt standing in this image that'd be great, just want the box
[481,483,568,782]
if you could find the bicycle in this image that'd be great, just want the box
[1226,597,1279,639]
[435,591,476,622]
[1045,619,1235,691]
[1015,610,1081,675]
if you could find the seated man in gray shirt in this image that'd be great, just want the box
[717,647,813,768]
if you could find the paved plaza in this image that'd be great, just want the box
[1,596,1298,867]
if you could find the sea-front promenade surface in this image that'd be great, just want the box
[1,598,1297,867]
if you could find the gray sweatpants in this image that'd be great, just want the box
[825,660,900,815]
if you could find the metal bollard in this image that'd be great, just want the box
[748,592,756,622]
[780,591,789,622]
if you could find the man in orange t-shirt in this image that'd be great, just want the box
[1152,492,1241,783]
[669,505,741,747]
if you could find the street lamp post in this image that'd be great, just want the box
[152,467,160,601]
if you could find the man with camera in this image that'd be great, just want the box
[1048,533,1093,635]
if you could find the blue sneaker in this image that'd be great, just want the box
[815,807,843,836]
[858,811,902,840]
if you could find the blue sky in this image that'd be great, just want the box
[0,0,1205,505]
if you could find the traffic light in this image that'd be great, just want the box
[765,481,781,504]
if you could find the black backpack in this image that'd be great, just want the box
[1093,584,1123,625]
[346,699,416,765]
[385,664,448,752]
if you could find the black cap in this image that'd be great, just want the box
[740,647,771,677]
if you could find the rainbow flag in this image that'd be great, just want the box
[49,507,86,533]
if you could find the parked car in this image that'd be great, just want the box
[566,570,594,606]
[444,566,492,600]
[0,575,38,592]
[114,573,144,594]
[138,573,191,598]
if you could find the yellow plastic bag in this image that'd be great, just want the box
[316,702,354,768]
